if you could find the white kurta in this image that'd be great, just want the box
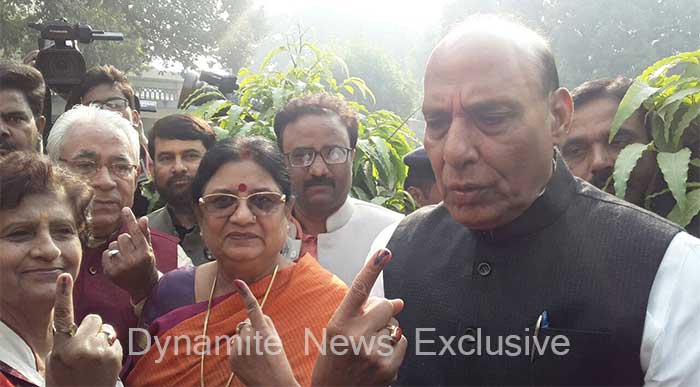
[287,197,403,285]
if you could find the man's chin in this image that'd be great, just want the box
[91,215,121,238]
[168,197,193,209]
[444,201,504,230]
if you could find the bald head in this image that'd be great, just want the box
[428,15,559,97]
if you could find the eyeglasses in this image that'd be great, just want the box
[285,146,352,168]
[60,159,138,180]
[88,97,130,112]
[198,192,286,218]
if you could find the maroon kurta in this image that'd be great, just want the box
[73,225,179,345]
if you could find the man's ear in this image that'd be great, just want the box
[406,186,424,206]
[36,115,46,136]
[549,88,573,145]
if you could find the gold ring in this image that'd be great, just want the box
[53,322,78,337]
[235,320,251,335]
[386,324,402,345]
[98,325,117,345]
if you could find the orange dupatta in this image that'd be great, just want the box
[126,255,346,387]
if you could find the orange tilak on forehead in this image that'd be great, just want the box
[39,212,50,222]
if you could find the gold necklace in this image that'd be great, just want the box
[199,264,280,387]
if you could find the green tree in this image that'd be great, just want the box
[337,42,420,118]
[440,0,700,88]
[611,51,700,230]
[0,0,266,72]
[181,33,420,213]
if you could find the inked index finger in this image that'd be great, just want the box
[121,207,147,248]
[234,279,265,328]
[53,273,75,347]
[336,248,392,318]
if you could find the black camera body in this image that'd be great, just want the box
[178,70,240,108]
[29,19,123,95]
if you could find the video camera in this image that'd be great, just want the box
[29,19,123,96]
[178,70,240,108]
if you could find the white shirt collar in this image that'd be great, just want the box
[325,197,355,233]
[0,320,44,386]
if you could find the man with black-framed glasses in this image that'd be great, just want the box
[273,92,402,285]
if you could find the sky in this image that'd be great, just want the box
[255,0,447,29]
[155,0,448,72]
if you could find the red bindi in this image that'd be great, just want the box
[238,183,247,192]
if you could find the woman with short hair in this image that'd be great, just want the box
[0,151,123,387]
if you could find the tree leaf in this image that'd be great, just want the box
[226,105,244,126]
[658,100,683,143]
[672,103,700,148]
[641,51,700,84]
[271,87,287,112]
[610,79,659,142]
[657,148,691,211]
[234,122,255,138]
[691,159,700,168]
[259,45,288,71]
[612,143,649,199]
[667,188,700,228]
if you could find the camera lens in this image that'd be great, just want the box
[37,48,86,87]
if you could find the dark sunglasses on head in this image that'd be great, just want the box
[198,192,286,218]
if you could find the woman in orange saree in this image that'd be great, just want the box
[124,137,347,386]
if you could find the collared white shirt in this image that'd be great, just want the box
[368,224,700,386]
[0,321,126,387]
[0,321,44,386]
[287,197,403,285]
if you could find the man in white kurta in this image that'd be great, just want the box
[273,93,403,284]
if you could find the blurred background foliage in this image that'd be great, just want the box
[181,34,420,213]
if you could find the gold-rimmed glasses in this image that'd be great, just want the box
[198,192,286,218]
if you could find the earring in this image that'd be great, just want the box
[252,215,257,222]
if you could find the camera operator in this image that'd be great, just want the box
[66,65,153,217]
[0,61,46,155]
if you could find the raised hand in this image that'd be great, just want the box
[22,50,39,66]
[102,207,158,302]
[311,248,407,386]
[46,273,122,387]
[228,279,299,386]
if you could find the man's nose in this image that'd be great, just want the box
[443,117,480,168]
[309,153,330,176]
[589,144,615,176]
[173,156,187,173]
[91,165,118,190]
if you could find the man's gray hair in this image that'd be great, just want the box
[47,104,140,163]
